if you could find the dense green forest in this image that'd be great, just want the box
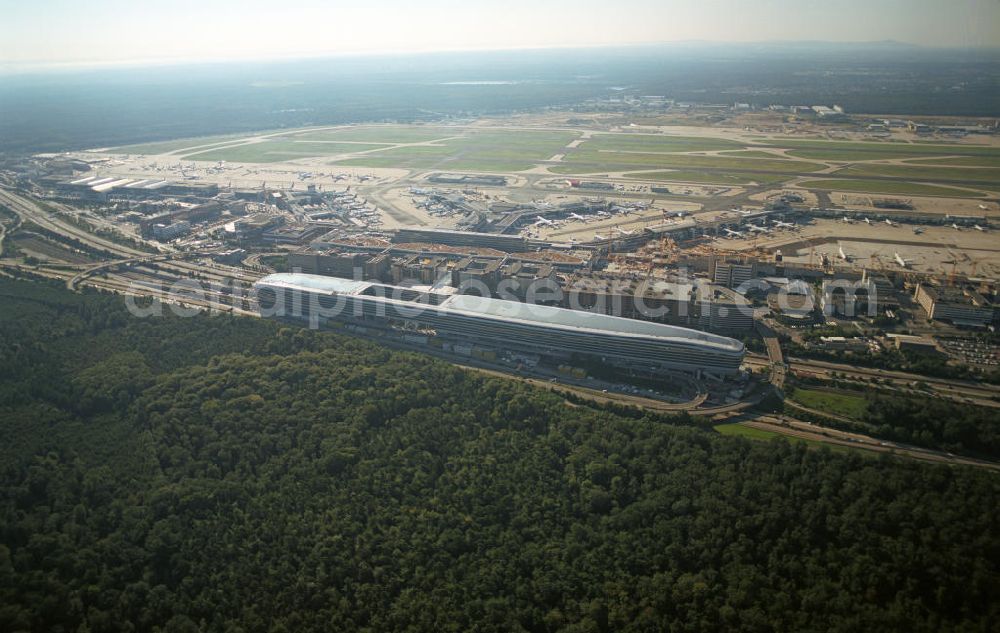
[0,279,998,632]
[864,396,1000,459]
[786,383,1000,460]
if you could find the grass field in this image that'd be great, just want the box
[714,423,858,453]
[904,155,1000,168]
[797,179,987,197]
[722,150,790,159]
[583,133,747,153]
[335,129,579,172]
[555,151,827,175]
[10,234,98,264]
[288,126,460,144]
[105,127,1000,198]
[620,170,776,185]
[182,141,390,163]
[790,388,868,420]
[113,134,271,155]
[777,139,1000,161]
[833,164,1000,185]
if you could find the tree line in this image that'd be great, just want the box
[0,279,997,632]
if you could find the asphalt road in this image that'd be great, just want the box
[743,414,1000,471]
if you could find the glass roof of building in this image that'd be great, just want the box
[257,274,743,353]
[442,295,742,351]
[258,273,372,296]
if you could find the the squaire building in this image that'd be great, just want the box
[254,273,745,377]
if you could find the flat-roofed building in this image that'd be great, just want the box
[290,249,376,279]
[394,228,539,252]
[914,284,995,328]
[560,275,696,326]
[696,285,754,333]
[452,258,503,293]
[502,261,557,300]
[255,273,746,377]
[392,254,461,285]
[713,260,755,289]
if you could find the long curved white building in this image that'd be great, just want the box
[254,273,745,376]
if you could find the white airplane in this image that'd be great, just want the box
[838,246,850,261]
[747,224,769,233]
[723,228,745,238]
[952,223,961,231]
[894,252,911,268]
[613,227,635,236]
[772,220,796,229]
[734,208,754,216]
[864,217,872,225]
[884,219,895,226]
[533,216,555,227]
[568,213,588,222]
[974,224,987,232]
[979,204,988,210]
[593,233,608,240]
[842,216,853,223]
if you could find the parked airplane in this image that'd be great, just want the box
[593,233,608,240]
[979,204,988,210]
[723,228,746,238]
[974,224,987,232]
[884,219,895,226]
[772,220,796,229]
[838,246,850,261]
[747,224,769,233]
[952,223,961,230]
[533,216,555,227]
[568,213,589,222]
[842,216,853,223]
[613,227,635,236]
[894,252,911,268]
[733,208,754,216]
[864,217,872,225]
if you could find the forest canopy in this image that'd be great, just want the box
[0,279,997,632]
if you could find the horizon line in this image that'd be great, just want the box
[4,38,999,76]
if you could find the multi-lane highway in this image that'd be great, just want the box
[744,354,1000,408]
[741,414,1000,471]
[2,185,998,468]
[0,188,150,258]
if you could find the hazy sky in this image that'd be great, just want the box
[2,0,999,68]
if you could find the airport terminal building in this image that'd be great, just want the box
[255,273,745,377]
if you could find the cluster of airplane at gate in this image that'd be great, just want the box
[721,217,798,239]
